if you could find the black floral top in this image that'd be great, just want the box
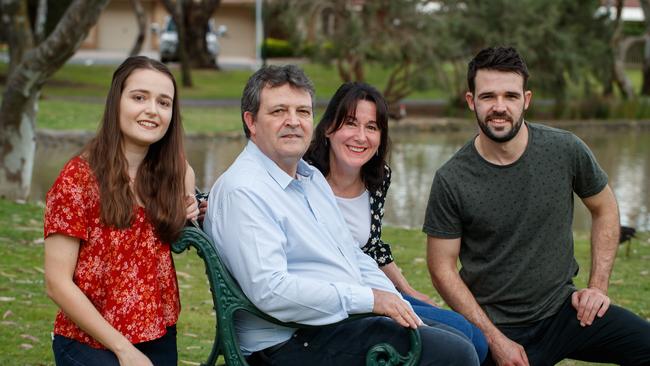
[360,165,394,266]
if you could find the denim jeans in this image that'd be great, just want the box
[403,293,489,363]
[52,325,177,366]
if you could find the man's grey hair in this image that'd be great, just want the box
[240,65,315,138]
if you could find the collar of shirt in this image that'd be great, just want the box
[245,140,314,190]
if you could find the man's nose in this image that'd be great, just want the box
[493,97,507,113]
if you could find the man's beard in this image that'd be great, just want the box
[476,110,524,143]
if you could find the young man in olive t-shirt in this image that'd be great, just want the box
[424,46,650,365]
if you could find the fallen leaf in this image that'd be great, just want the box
[33,267,45,274]
[0,321,17,326]
[0,297,16,302]
[3,310,13,319]
[185,345,201,350]
[21,334,39,342]
[179,361,200,365]
[413,257,425,263]
[183,332,198,338]
[176,271,192,279]
[32,238,44,245]
[610,279,624,285]
[0,272,17,279]
[641,271,649,276]
[19,343,33,350]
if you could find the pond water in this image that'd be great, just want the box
[32,125,650,232]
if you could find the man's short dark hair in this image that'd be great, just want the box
[240,65,315,138]
[467,47,529,93]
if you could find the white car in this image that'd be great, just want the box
[158,16,226,63]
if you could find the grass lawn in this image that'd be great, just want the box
[35,99,243,134]
[0,198,648,365]
[0,62,448,101]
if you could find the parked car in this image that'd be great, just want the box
[157,16,226,63]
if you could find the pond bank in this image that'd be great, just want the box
[390,117,650,133]
[37,118,650,144]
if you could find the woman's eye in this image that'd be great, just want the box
[367,124,379,131]
[159,99,171,108]
[133,94,145,101]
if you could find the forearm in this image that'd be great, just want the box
[46,279,133,354]
[380,262,411,293]
[429,266,505,345]
[584,185,620,293]
[588,208,619,292]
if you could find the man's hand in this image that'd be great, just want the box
[372,289,422,329]
[488,333,529,366]
[571,288,610,327]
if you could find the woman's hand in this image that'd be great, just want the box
[185,195,199,221]
[198,199,208,223]
[115,344,154,366]
[404,287,440,307]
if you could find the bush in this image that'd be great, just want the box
[262,38,294,58]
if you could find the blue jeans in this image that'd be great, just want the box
[52,325,177,366]
[403,294,488,363]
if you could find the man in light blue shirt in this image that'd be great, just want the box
[203,65,478,365]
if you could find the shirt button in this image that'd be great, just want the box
[303,342,309,347]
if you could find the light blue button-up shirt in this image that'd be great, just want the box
[203,141,403,355]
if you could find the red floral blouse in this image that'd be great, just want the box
[44,156,180,349]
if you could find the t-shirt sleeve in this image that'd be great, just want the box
[571,135,608,198]
[44,158,91,241]
[422,172,462,238]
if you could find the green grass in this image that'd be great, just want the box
[0,198,648,365]
[0,61,447,101]
[35,99,242,134]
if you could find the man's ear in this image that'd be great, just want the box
[465,92,475,111]
[524,90,532,110]
[243,111,256,137]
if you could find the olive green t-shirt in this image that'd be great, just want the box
[423,123,608,325]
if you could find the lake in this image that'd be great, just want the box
[32,124,650,232]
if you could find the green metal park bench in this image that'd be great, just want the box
[171,226,422,366]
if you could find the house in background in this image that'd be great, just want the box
[80,0,257,66]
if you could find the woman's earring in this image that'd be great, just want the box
[325,139,329,146]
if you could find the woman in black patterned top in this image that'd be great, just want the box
[304,82,487,362]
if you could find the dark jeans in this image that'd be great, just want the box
[247,316,479,366]
[483,296,650,366]
[52,325,177,366]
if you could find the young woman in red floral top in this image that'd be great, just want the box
[44,56,199,366]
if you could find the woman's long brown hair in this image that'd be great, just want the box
[84,56,186,244]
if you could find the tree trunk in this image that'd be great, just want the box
[0,0,110,200]
[34,0,48,44]
[129,0,146,57]
[161,0,221,69]
[175,0,192,86]
[640,0,650,95]
[611,0,636,99]
[1,0,34,76]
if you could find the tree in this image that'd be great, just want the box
[433,0,613,115]
[609,0,636,99]
[160,0,221,69]
[128,0,146,57]
[640,0,650,95]
[274,0,440,115]
[0,0,110,200]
